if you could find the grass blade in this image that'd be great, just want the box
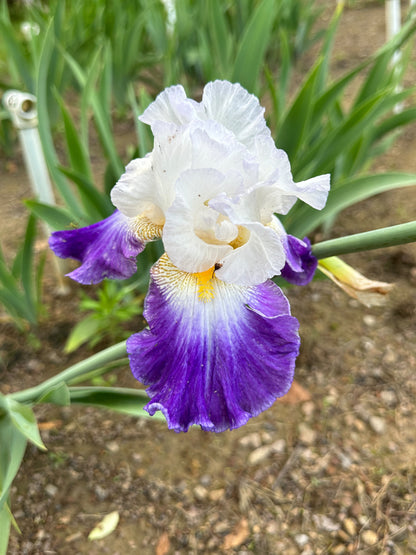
[231,0,278,93]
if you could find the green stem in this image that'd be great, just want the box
[312,220,416,259]
[10,340,127,405]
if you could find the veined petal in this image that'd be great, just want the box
[201,81,271,149]
[139,84,199,127]
[48,211,143,284]
[128,254,299,433]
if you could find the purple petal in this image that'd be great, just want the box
[281,235,317,286]
[49,211,144,284]
[127,255,300,432]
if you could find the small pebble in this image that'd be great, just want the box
[298,423,317,445]
[239,432,262,449]
[106,441,120,453]
[302,401,315,419]
[382,347,397,364]
[361,529,378,546]
[193,485,208,501]
[313,514,339,532]
[343,518,357,537]
[380,390,396,406]
[261,431,273,443]
[248,445,273,465]
[332,545,347,555]
[209,488,224,501]
[200,474,212,487]
[270,439,286,454]
[266,522,279,534]
[294,533,309,547]
[214,521,229,534]
[363,315,376,327]
[337,530,350,542]
[369,416,386,434]
[45,484,58,497]
[94,485,109,501]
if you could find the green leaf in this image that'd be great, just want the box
[0,20,35,92]
[36,383,70,406]
[58,166,113,221]
[207,0,230,77]
[36,20,82,217]
[61,48,124,179]
[277,59,323,160]
[20,214,37,324]
[0,245,19,294]
[54,91,92,180]
[68,386,166,420]
[0,397,27,511]
[231,0,278,93]
[24,200,75,231]
[0,501,12,555]
[0,499,20,555]
[65,316,101,354]
[298,88,411,178]
[6,399,46,451]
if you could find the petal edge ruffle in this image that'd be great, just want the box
[127,255,300,432]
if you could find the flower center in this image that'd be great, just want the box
[196,266,215,302]
[229,225,250,249]
[194,206,238,246]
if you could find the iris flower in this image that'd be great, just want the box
[50,81,330,432]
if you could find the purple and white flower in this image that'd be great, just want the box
[50,81,330,432]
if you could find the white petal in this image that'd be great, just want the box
[151,123,193,203]
[209,190,287,285]
[163,169,233,273]
[139,85,198,127]
[253,135,330,212]
[216,222,286,286]
[291,174,331,210]
[189,121,258,189]
[201,81,270,150]
[111,156,165,222]
[210,183,286,226]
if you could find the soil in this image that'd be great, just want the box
[1,1,416,554]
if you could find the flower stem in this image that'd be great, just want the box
[312,220,416,259]
[10,341,127,405]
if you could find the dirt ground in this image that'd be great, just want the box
[1,1,416,554]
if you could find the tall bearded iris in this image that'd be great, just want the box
[50,81,330,432]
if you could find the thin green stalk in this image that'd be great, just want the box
[312,221,416,259]
[10,341,127,405]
